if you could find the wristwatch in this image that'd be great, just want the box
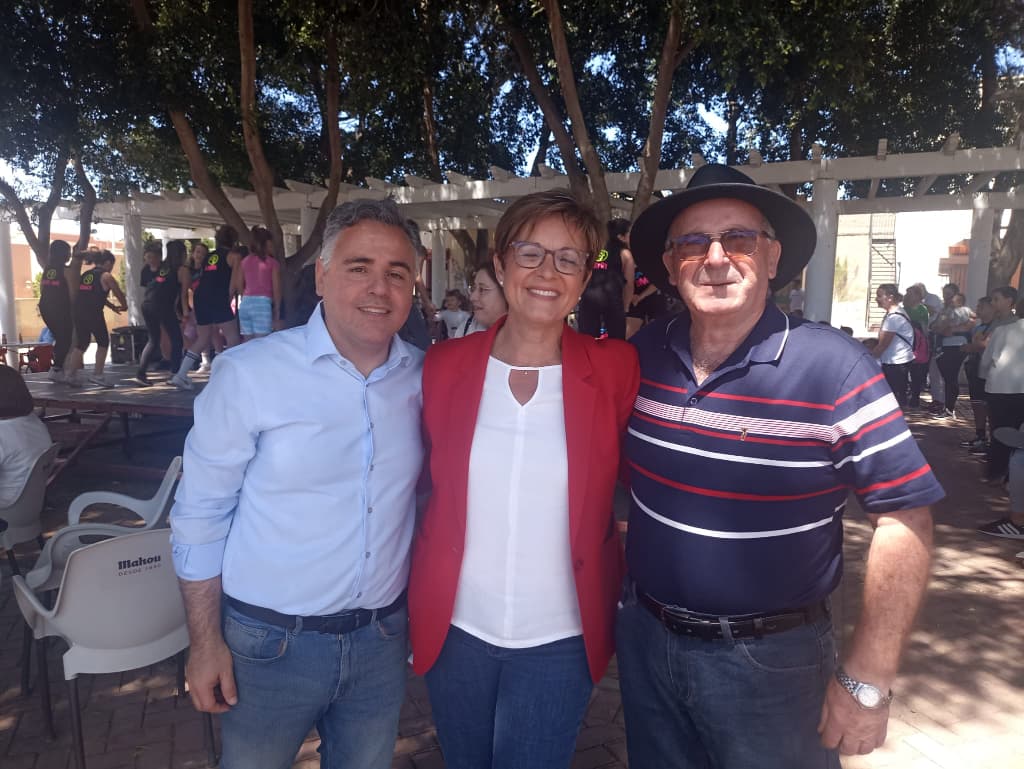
[835,666,893,710]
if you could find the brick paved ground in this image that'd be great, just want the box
[1,404,1022,769]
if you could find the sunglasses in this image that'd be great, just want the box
[665,229,774,261]
[508,241,589,275]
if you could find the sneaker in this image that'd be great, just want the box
[88,375,113,389]
[960,437,982,447]
[48,367,65,383]
[968,441,990,455]
[133,373,151,387]
[941,409,956,419]
[65,370,85,388]
[169,373,194,390]
[977,518,1024,539]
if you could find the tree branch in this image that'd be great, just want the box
[168,109,251,240]
[292,28,344,266]
[497,4,587,199]
[542,0,610,220]
[238,0,283,256]
[0,176,44,262]
[632,5,687,218]
[72,153,97,253]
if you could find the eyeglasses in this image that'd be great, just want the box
[665,229,774,262]
[508,241,589,275]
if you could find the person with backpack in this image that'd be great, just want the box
[873,284,915,408]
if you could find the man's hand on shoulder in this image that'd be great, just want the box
[185,636,238,713]
[818,676,888,755]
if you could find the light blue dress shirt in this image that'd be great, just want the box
[170,303,424,616]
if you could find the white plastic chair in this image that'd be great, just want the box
[0,442,60,694]
[0,443,61,572]
[25,522,141,593]
[12,528,215,769]
[67,455,181,528]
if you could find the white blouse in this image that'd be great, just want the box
[450,356,582,648]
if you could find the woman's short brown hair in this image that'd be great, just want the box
[0,366,34,418]
[493,190,605,270]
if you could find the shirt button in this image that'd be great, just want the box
[365,551,371,559]
[369,464,374,472]
[357,592,362,598]
[688,397,698,405]
[370,421,375,428]
[367,506,374,514]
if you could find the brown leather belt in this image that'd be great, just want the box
[639,591,828,641]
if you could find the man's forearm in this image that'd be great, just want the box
[179,575,225,649]
[844,506,933,689]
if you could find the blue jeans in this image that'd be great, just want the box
[615,586,840,769]
[424,626,593,769]
[218,603,409,769]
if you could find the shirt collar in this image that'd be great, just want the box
[665,300,791,380]
[303,301,414,377]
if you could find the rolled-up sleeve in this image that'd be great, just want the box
[170,356,259,581]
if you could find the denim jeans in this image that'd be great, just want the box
[615,586,840,769]
[424,626,593,769]
[218,603,409,769]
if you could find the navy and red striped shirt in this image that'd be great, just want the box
[625,303,944,615]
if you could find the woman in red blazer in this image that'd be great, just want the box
[408,190,640,769]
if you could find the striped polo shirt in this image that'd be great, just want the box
[626,303,944,615]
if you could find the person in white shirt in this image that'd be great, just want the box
[872,284,915,408]
[436,289,471,339]
[0,367,52,509]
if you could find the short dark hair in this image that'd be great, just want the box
[494,190,604,270]
[215,225,238,250]
[143,241,162,256]
[877,283,902,302]
[47,240,71,267]
[320,198,420,268]
[0,366,34,418]
[992,286,1018,303]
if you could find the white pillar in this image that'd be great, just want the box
[0,221,17,365]
[967,197,994,306]
[122,213,144,326]
[804,177,839,323]
[431,230,447,307]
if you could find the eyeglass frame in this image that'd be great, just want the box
[506,240,591,275]
[664,229,776,262]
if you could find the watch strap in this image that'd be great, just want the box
[835,665,893,709]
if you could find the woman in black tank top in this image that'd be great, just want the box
[65,250,127,387]
[36,240,81,380]
[576,218,636,340]
[171,225,242,390]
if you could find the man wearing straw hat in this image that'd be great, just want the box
[616,164,944,767]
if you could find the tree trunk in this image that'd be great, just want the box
[238,0,284,258]
[168,109,251,242]
[72,153,96,253]
[422,75,442,181]
[725,91,740,166]
[289,27,343,268]
[0,143,70,268]
[631,5,690,219]
[530,130,552,176]
[499,9,589,203]
[542,0,610,222]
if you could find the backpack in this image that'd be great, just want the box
[894,312,930,364]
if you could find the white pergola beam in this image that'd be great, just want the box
[445,171,473,185]
[404,175,438,188]
[365,176,398,191]
[964,173,995,194]
[489,165,512,181]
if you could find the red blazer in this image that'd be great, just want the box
[408,319,640,682]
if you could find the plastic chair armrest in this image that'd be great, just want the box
[12,575,51,628]
[68,491,151,526]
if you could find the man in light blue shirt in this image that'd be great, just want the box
[170,198,425,769]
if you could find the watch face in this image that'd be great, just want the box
[856,685,883,708]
